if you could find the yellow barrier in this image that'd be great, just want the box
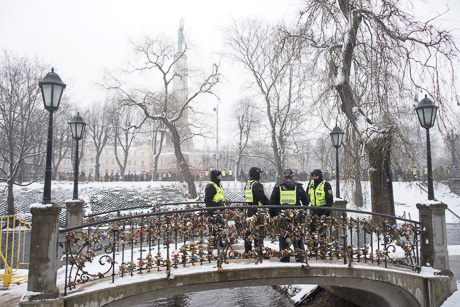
[0,215,31,287]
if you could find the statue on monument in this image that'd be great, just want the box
[178,18,184,53]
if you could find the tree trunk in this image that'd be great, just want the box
[367,133,395,220]
[351,130,364,207]
[352,167,364,208]
[7,181,15,215]
[151,130,165,182]
[95,159,101,181]
[152,152,161,181]
[165,120,197,198]
[235,155,242,182]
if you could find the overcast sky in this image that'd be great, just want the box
[0,0,298,103]
[1,0,459,146]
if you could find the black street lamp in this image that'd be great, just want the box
[415,95,439,200]
[39,68,66,204]
[213,104,219,169]
[330,126,345,199]
[68,113,87,200]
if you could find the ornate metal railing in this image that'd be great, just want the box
[60,203,421,295]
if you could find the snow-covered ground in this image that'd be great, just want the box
[1,179,460,306]
[5,179,460,223]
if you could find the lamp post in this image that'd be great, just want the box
[69,113,87,200]
[213,103,219,169]
[330,126,345,199]
[415,95,438,200]
[39,68,66,204]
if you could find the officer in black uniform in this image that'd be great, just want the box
[269,169,308,262]
[244,167,270,254]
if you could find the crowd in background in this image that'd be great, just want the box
[65,165,457,183]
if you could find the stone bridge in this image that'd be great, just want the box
[23,264,455,307]
[20,200,457,307]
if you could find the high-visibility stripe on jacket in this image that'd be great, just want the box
[209,181,225,203]
[308,180,326,206]
[280,186,297,205]
[245,180,264,205]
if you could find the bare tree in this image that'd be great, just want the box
[224,19,309,180]
[52,98,75,180]
[0,51,47,215]
[342,125,365,207]
[105,35,220,198]
[232,97,260,180]
[293,0,460,215]
[86,101,113,181]
[111,101,145,178]
[146,120,166,181]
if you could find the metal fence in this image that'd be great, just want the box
[60,203,420,295]
[0,215,31,286]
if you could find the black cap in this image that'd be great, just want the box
[311,169,322,176]
[211,170,222,180]
[283,169,294,177]
[249,167,262,180]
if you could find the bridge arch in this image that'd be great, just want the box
[62,265,455,307]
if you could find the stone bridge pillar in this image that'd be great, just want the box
[417,202,452,276]
[65,199,84,228]
[23,203,63,306]
[331,200,348,243]
[332,199,348,218]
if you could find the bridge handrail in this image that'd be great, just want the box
[84,201,248,218]
[68,204,419,233]
[60,203,422,295]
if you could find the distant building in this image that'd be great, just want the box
[58,143,152,179]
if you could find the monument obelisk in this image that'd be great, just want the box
[172,18,194,151]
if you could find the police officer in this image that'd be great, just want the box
[244,167,270,254]
[308,169,333,217]
[269,169,308,262]
[204,170,225,215]
[412,167,418,181]
[204,170,225,249]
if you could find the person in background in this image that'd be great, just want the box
[269,169,308,262]
[244,167,270,255]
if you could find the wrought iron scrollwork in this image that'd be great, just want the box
[60,203,421,295]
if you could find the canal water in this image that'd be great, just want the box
[133,286,294,307]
